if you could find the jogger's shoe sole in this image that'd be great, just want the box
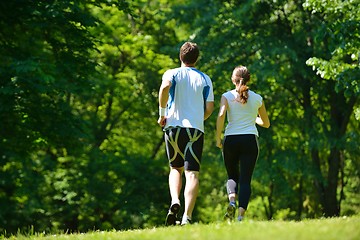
[224,204,236,221]
[165,203,180,226]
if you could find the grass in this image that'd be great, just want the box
[4,215,360,240]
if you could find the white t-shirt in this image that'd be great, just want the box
[162,67,214,133]
[223,89,263,137]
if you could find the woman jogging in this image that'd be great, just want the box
[216,65,270,221]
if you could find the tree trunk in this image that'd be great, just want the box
[296,176,303,220]
[323,148,341,216]
[311,149,326,213]
[266,182,274,220]
[321,93,356,217]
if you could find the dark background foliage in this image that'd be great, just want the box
[0,0,359,236]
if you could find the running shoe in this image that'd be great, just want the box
[224,203,236,221]
[181,216,192,226]
[165,203,180,226]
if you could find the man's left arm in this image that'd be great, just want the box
[204,77,214,120]
[204,101,214,120]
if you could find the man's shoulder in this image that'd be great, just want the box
[162,68,181,80]
[195,69,211,80]
[202,72,211,80]
[163,67,180,74]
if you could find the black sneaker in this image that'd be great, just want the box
[224,203,236,221]
[165,203,180,226]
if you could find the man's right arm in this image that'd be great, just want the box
[158,79,171,108]
[157,78,172,127]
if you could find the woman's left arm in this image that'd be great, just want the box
[256,101,270,128]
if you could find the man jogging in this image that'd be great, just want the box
[157,42,214,226]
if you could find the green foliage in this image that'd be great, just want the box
[1,0,359,236]
[304,0,360,97]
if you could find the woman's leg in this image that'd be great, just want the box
[238,135,259,219]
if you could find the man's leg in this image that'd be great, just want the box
[165,167,183,226]
[169,167,183,205]
[182,170,199,224]
[164,128,187,226]
[180,128,203,225]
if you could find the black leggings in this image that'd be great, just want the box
[223,134,259,210]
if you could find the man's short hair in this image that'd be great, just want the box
[179,42,199,65]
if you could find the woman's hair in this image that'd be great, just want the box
[179,42,199,65]
[232,66,250,104]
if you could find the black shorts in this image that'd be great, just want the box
[164,127,204,171]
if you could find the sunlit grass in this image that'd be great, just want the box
[4,215,360,240]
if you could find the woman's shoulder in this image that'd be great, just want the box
[249,90,263,105]
[249,90,262,98]
[223,89,236,97]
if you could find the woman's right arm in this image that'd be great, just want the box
[216,96,228,148]
[256,101,270,128]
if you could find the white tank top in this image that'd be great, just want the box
[223,89,262,137]
[162,67,214,133]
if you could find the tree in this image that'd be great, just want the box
[0,0,131,233]
[303,0,360,216]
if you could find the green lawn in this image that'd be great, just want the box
[5,215,360,240]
